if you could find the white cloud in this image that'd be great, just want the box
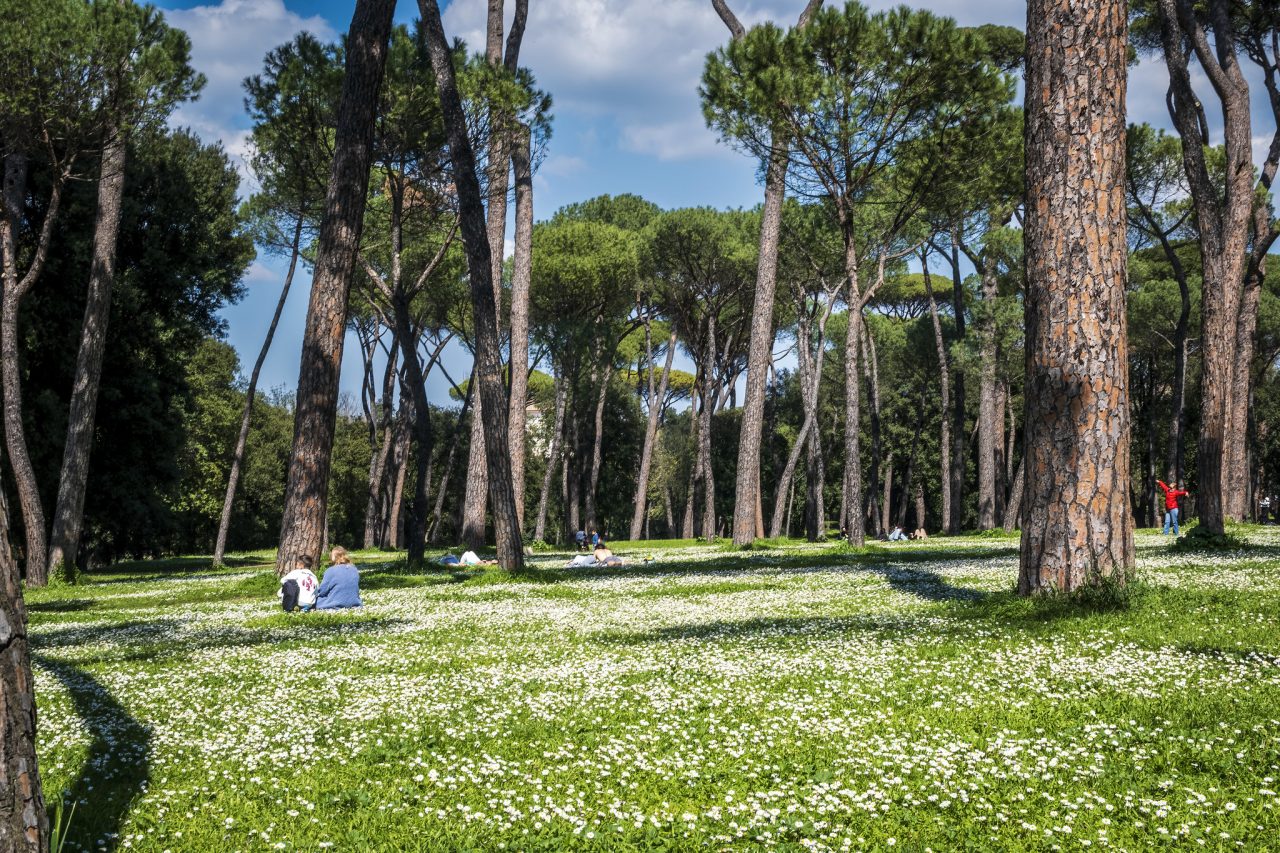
[621,113,724,161]
[163,0,336,183]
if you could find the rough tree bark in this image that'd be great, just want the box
[273,0,396,575]
[46,123,128,584]
[420,0,524,569]
[0,463,45,850]
[1,153,65,580]
[507,121,534,530]
[214,215,304,565]
[1019,0,1134,594]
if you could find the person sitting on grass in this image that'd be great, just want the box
[911,528,928,540]
[315,546,362,610]
[460,550,499,567]
[887,525,908,542]
[279,554,319,612]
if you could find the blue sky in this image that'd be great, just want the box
[147,0,1270,407]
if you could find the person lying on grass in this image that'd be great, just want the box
[279,554,319,612]
[315,546,362,610]
[593,543,624,567]
[459,550,499,567]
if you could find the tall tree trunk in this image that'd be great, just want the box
[533,374,567,543]
[731,138,787,546]
[1,153,59,580]
[897,393,924,530]
[507,122,534,531]
[663,482,675,536]
[993,381,1008,524]
[1158,231,1191,486]
[46,124,129,584]
[1002,453,1025,533]
[946,237,967,535]
[1225,231,1265,520]
[841,236,866,546]
[363,349,399,548]
[273,0,395,574]
[214,215,304,565]
[699,321,717,542]
[584,359,614,534]
[429,378,472,544]
[421,0,523,569]
[387,400,410,548]
[1154,0,1259,536]
[0,466,45,850]
[565,416,581,540]
[392,300,432,563]
[630,329,677,540]
[862,321,883,537]
[976,248,1001,530]
[682,393,697,539]
[1020,0,1134,594]
[769,418,810,539]
[920,251,952,533]
[460,386,488,546]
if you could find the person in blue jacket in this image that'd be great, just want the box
[315,546,362,610]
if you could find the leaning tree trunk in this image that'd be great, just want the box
[46,124,128,585]
[429,378,472,543]
[630,330,677,540]
[1002,453,1025,533]
[920,255,952,534]
[1019,0,1134,594]
[421,0,523,569]
[0,471,45,851]
[214,215,304,565]
[507,122,534,531]
[1,153,59,580]
[273,0,395,575]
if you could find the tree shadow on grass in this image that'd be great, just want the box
[28,599,96,614]
[863,564,990,603]
[31,615,411,668]
[594,612,973,646]
[34,656,149,853]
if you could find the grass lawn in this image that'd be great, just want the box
[25,528,1280,851]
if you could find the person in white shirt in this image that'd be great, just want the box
[279,554,320,612]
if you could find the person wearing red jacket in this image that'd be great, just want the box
[1157,480,1190,535]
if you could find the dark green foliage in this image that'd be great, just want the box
[16,129,252,563]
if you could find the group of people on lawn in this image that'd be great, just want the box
[279,546,363,612]
[277,479,1195,611]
